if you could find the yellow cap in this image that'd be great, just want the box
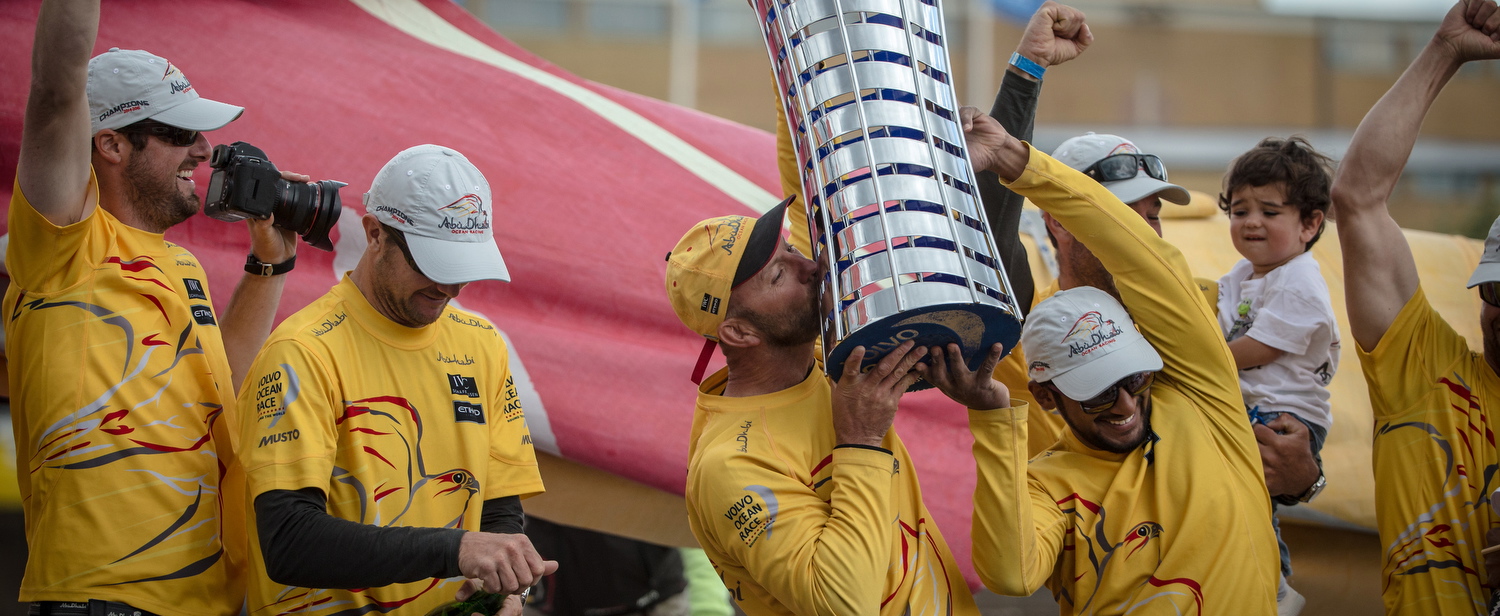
[665,197,792,340]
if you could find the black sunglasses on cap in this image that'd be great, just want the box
[1081,153,1168,184]
[1480,281,1500,308]
[1049,371,1155,414]
[116,119,200,148]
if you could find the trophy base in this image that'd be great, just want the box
[826,302,1021,392]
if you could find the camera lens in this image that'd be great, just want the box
[274,180,345,251]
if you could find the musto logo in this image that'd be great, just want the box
[1063,311,1123,358]
[258,429,299,448]
[438,194,490,234]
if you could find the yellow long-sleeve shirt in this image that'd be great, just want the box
[969,145,1280,614]
[686,367,979,615]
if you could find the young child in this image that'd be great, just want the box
[1216,136,1341,614]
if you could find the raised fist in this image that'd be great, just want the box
[1014,1,1093,69]
[1434,0,1500,64]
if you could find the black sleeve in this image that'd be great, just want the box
[481,495,524,534]
[255,488,465,588]
[976,69,1042,316]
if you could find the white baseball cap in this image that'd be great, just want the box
[364,145,510,285]
[1020,287,1163,400]
[87,48,243,133]
[1051,133,1190,206]
[1468,215,1500,288]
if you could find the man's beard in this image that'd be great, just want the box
[744,290,822,348]
[124,154,200,232]
[1069,243,1117,295]
[1061,398,1154,454]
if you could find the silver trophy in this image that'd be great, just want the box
[754,0,1023,389]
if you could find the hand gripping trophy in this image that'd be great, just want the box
[754,0,1024,388]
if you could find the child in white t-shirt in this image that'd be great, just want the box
[1215,136,1341,613]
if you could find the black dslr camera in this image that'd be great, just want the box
[204,142,344,251]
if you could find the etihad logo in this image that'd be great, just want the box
[1028,360,1051,374]
[1062,311,1123,358]
[706,217,745,256]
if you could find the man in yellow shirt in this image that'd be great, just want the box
[7,2,299,614]
[236,145,551,616]
[664,198,1001,615]
[1330,2,1500,612]
[958,107,1281,614]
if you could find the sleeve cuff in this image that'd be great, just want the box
[834,443,893,456]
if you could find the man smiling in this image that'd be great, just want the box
[7,2,298,614]
[960,105,1280,614]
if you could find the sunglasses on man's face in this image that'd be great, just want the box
[1052,371,1155,414]
[1480,281,1500,308]
[384,226,428,278]
[1081,153,1168,184]
[117,119,200,148]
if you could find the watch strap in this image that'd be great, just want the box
[1009,52,1046,81]
[1297,474,1326,503]
[245,253,296,276]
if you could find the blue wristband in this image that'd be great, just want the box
[1009,52,1046,80]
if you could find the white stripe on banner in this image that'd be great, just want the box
[350,0,779,214]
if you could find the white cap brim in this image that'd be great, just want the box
[1049,334,1164,400]
[1104,175,1191,206]
[1468,261,1500,288]
[405,234,511,285]
[151,97,244,131]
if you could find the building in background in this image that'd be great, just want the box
[457,0,1500,238]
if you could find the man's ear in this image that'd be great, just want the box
[361,214,384,245]
[92,130,129,166]
[1027,381,1058,411]
[717,317,762,351]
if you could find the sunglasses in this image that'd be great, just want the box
[1081,153,1168,184]
[117,119,200,148]
[1051,371,1155,414]
[384,225,427,277]
[1481,282,1500,309]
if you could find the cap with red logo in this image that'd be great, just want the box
[87,48,243,133]
[1020,286,1163,400]
[365,145,510,285]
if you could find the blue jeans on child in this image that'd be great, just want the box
[1248,407,1327,578]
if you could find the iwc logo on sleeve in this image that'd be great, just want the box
[448,374,480,398]
[183,278,207,300]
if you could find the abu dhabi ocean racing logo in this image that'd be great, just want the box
[437,194,490,233]
[1108,142,1139,156]
[162,60,194,95]
[706,217,745,256]
[1063,311,1123,358]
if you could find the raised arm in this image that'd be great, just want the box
[1332,0,1500,352]
[964,109,1236,401]
[977,1,1092,315]
[17,0,100,226]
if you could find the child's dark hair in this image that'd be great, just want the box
[1218,136,1335,250]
